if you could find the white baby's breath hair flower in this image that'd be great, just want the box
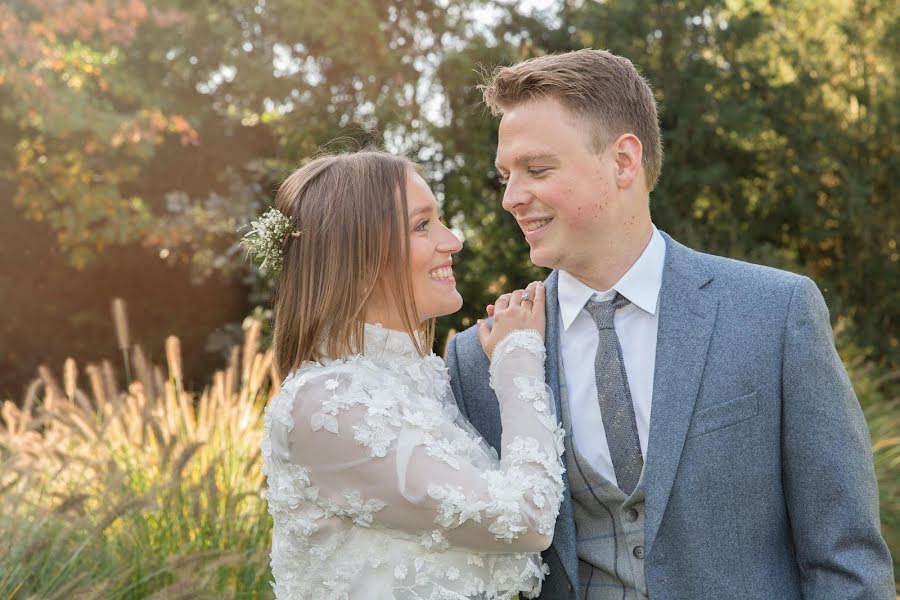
[241,207,298,274]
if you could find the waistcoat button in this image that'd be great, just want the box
[633,545,645,559]
[625,508,639,522]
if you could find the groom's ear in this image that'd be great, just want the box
[613,133,643,190]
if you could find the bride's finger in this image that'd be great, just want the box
[531,280,545,312]
[495,294,511,309]
[520,282,538,309]
[509,289,525,307]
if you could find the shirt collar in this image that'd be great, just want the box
[558,225,666,331]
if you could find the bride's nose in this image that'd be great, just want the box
[437,223,463,254]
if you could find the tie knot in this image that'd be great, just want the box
[584,293,629,329]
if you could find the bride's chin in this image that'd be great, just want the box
[422,295,464,321]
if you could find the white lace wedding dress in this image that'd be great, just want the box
[261,323,565,599]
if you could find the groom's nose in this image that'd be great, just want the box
[501,180,531,214]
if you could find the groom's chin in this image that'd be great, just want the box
[528,246,554,270]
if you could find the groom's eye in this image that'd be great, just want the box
[528,167,549,177]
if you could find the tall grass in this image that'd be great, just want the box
[0,304,896,597]
[843,345,900,579]
[0,300,278,599]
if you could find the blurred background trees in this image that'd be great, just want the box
[1,0,897,388]
[1,1,897,593]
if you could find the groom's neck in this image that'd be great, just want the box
[566,219,654,292]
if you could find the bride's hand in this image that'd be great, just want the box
[477,281,545,360]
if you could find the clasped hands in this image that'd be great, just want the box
[477,281,545,359]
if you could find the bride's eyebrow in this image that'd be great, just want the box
[407,205,435,220]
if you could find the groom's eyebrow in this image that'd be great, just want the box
[495,152,558,171]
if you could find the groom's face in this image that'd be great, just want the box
[495,97,622,276]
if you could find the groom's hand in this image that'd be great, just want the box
[477,281,545,360]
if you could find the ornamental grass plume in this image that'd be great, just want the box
[165,335,184,391]
[84,363,107,408]
[112,297,132,382]
[0,313,278,598]
[63,357,78,400]
[112,298,131,352]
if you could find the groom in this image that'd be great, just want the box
[445,49,894,599]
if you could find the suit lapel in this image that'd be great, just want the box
[544,270,562,417]
[644,233,717,556]
[544,271,580,589]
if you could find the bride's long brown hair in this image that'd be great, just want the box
[271,151,435,380]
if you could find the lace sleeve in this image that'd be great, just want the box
[276,331,564,553]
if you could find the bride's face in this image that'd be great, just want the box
[404,171,463,322]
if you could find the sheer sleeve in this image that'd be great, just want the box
[277,329,564,553]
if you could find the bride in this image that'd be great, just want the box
[246,151,565,599]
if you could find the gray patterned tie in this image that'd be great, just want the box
[584,294,643,496]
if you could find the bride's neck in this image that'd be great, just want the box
[363,298,419,332]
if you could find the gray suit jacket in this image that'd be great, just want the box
[445,233,894,599]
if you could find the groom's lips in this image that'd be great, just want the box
[519,217,553,241]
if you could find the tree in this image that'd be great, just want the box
[1,0,470,273]
[429,0,898,362]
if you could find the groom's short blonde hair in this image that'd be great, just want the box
[481,49,663,191]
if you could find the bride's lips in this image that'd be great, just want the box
[428,262,455,285]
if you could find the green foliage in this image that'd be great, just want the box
[426,0,898,362]
[3,0,896,361]
[0,0,469,272]
[842,340,900,576]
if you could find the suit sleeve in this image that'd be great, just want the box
[781,276,894,598]
[445,333,469,420]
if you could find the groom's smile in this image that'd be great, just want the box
[520,217,553,242]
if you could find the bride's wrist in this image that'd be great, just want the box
[490,329,544,364]
[488,330,547,390]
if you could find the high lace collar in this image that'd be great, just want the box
[362,322,423,361]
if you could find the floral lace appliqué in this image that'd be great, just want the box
[261,326,563,599]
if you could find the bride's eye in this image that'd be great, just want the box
[415,219,430,232]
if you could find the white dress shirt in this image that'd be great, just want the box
[558,225,666,486]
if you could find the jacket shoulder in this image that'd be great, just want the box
[448,325,489,366]
[682,244,810,301]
